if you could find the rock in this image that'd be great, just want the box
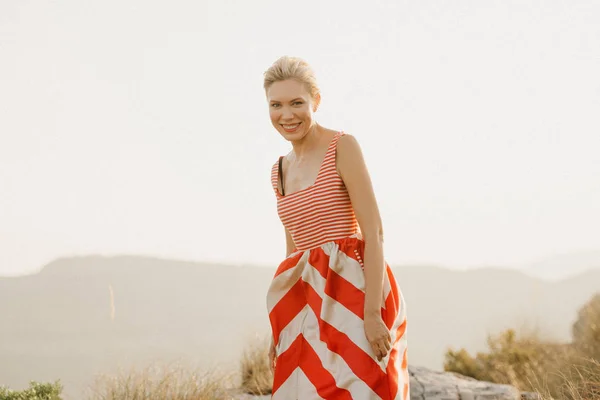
[409,365,522,399]
[232,395,270,400]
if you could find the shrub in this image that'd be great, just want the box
[444,292,600,399]
[572,293,600,360]
[239,334,273,395]
[0,381,63,400]
[445,328,570,392]
[555,357,600,400]
[86,362,235,400]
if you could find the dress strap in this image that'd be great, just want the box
[271,131,345,196]
[278,156,285,195]
[270,159,281,196]
[318,131,345,174]
[332,130,345,148]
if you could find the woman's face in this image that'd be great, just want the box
[267,79,319,141]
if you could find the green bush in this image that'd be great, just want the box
[0,381,63,400]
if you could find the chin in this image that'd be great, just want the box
[278,127,304,140]
[284,131,307,142]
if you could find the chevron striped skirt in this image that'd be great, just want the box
[266,235,409,400]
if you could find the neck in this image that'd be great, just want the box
[290,123,321,158]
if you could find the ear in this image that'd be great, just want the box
[313,93,321,112]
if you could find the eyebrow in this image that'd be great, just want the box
[270,97,304,103]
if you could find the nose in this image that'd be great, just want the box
[281,106,294,120]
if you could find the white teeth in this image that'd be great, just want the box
[283,124,300,129]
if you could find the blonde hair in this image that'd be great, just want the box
[263,56,321,104]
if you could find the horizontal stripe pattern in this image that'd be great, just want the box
[271,131,359,251]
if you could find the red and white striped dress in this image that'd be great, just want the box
[267,131,409,399]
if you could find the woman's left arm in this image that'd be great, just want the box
[337,134,385,314]
[337,134,391,360]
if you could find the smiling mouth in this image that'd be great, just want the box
[281,122,301,130]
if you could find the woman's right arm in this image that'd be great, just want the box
[285,227,296,257]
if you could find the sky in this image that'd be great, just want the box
[0,0,599,276]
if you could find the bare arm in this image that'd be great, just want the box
[337,134,386,317]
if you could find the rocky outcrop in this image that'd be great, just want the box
[409,365,537,399]
[235,365,540,399]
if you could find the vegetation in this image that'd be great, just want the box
[0,381,63,400]
[239,335,273,396]
[445,292,600,399]
[572,294,600,360]
[6,294,599,399]
[85,334,275,399]
[86,362,236,400]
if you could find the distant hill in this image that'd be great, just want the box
[1,255,599,399]
[520,249,600,281]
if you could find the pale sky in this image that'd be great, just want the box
[1,0,599,276]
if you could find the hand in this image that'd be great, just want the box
[364,312,392,361]
[268,336,277,374]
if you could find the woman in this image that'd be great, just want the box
[264,56,409,400]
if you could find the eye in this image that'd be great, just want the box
[271,103,280,108]
[293,101,303,105]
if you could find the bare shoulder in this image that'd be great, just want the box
[321,127,340,144]
[337,133,361,152]
[336,133,367,177]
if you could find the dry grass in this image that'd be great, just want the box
[84,333,277,399]
[84,335,278,400]
[532,357,600,400]
[446,328,572,392]
[239,335,273,396]
[445,292,600,400]
[558,358,600,400]
[86,361,241,400]
[82,292,600,399]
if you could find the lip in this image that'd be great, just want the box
[281,122,302,133]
